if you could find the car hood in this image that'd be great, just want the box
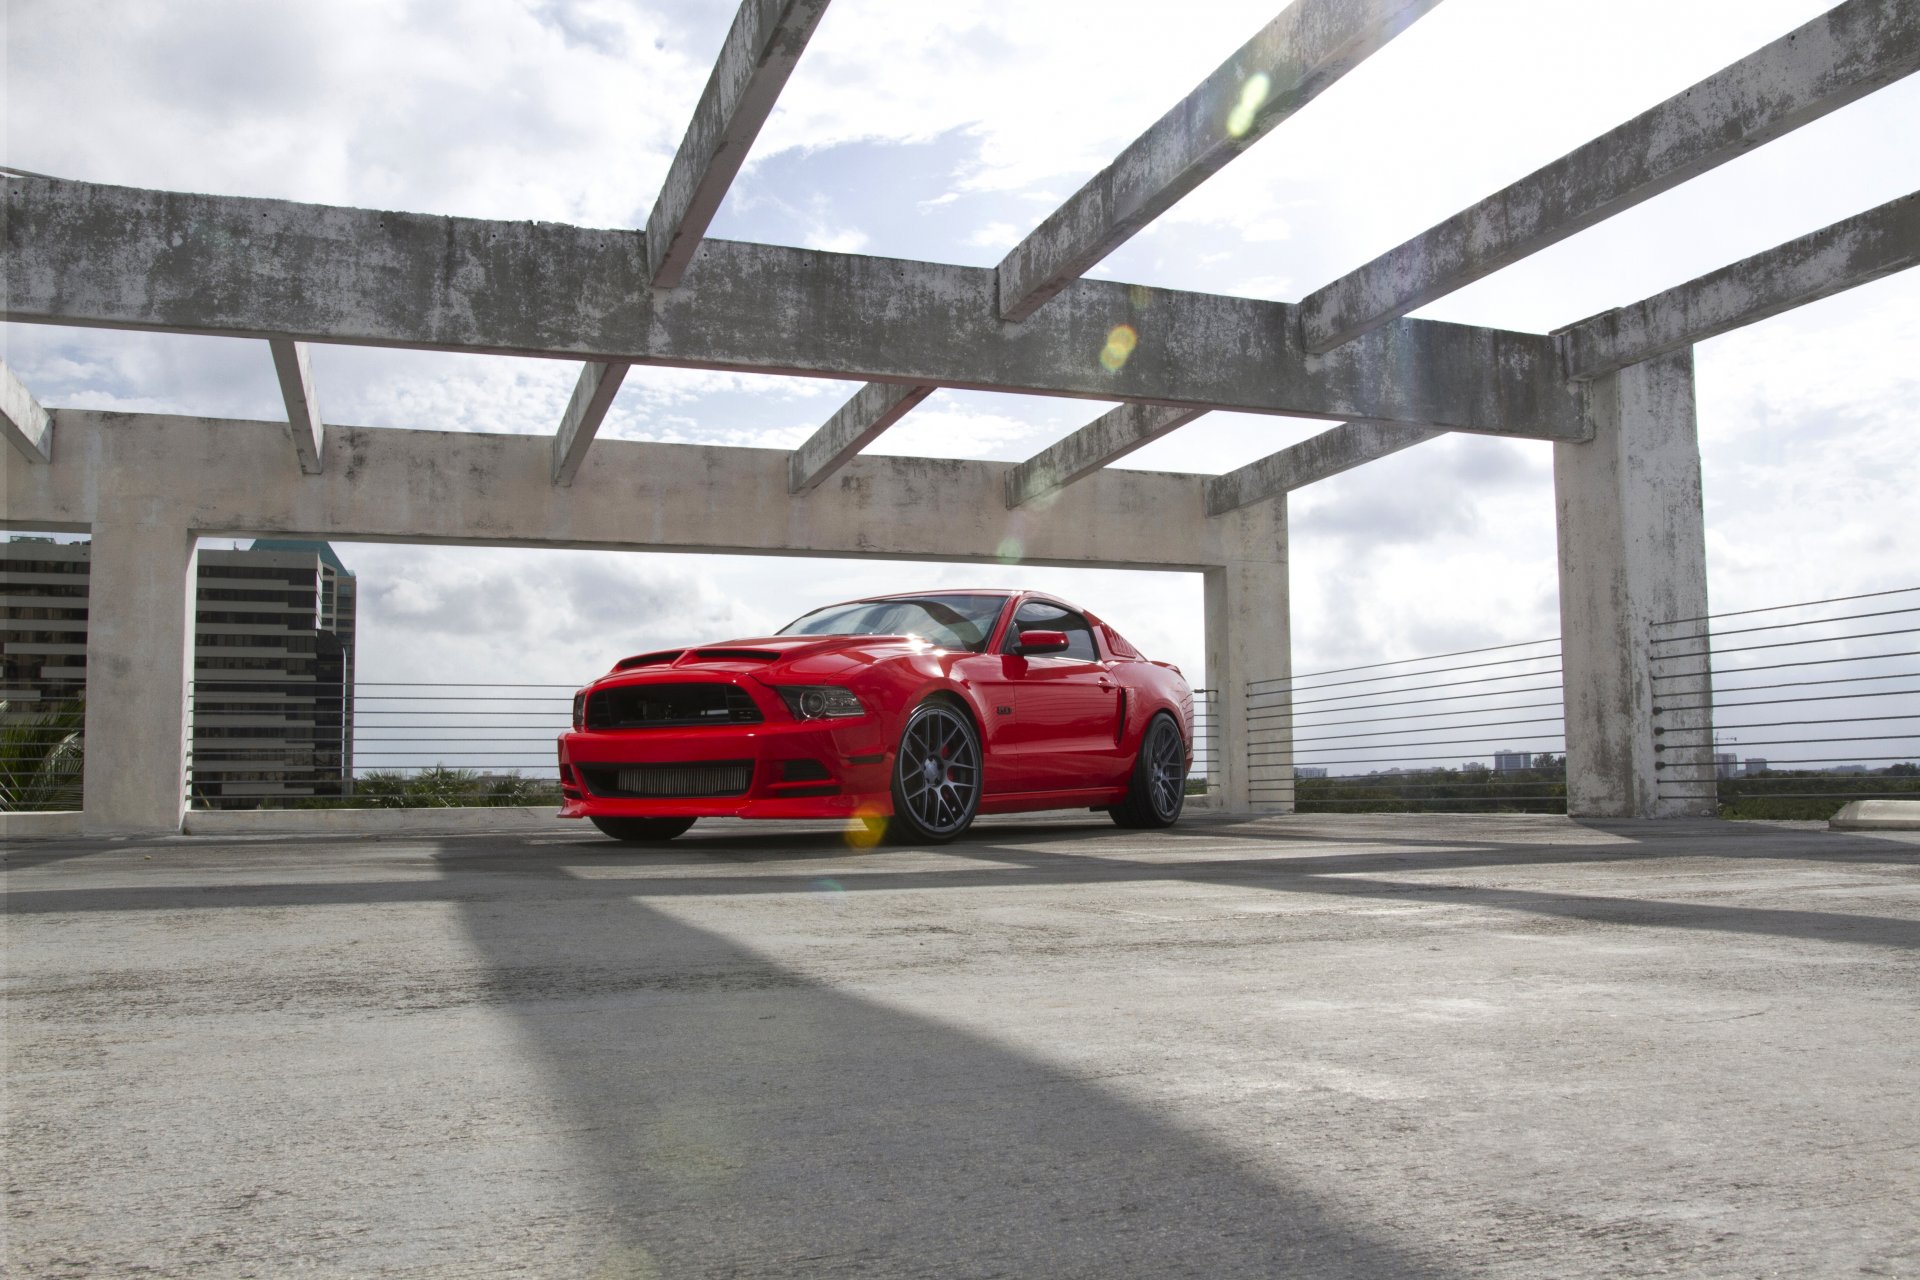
[601,634,940,681]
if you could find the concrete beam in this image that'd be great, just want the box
[551,360,630,486]
[267,338,324,474]
[6,410,1263,573]
[1004,403,1207,509]
[1300,0,1920,352]
[3,176,1587,439]
[788,382,934,493]
[995,0,1442,322]
[1559,190,1920,381]
[0,359,53,464]
[646,0,831,288]
[1204,421,1443,515]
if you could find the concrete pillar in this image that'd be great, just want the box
[82,518,198,834]
[1205,500,1291,815]
[1554,350,1713,818]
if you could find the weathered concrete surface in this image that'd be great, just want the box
[1831,798,1920,830]
[1205,420,1444,515]
[3,410,1255,573]
[788,381,935,492]
[1207,551,1291,814]
[1555,352,1712,819]
[6,813,1918,1277]
[266,337,324,474]
[79,516,197,835]
[550,359,629,486]
[1559,189,1920,380]
[1,175,1589,439]
[1300,0,1920,352]
[0,356,52,463]
[0,809,81,839]
[995,0,1441,321]
[1004,402,1207,508]
[645,0,831,288]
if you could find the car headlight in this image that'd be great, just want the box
[774,685,866,720]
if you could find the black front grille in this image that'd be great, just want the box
[578,761,754,798]
[585,683,763,730]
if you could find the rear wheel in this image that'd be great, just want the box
[1111,713,1186,829]
[590,816,696,843]
[887,700,982,843]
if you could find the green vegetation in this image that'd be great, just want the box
[1297,760,1566,814]
[281,766,562,809]
[0,699,84,812]
[1713,766,1919,821]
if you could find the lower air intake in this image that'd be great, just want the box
[581,761,754,798]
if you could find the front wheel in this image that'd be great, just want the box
[887,700,983,843]
[590,816,696,843]
[1111,712,1186,829]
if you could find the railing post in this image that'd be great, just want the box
[1554,350,1714,817]
[82,518,197,834]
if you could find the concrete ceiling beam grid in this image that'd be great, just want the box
[1204,420,1444,515]
[995,0,1444,323]
[1558,190,1920,381]
[1298,0,1920,353]
[645,0,832,288]
[0,359,53,464]
[788,381,935,493]
[551,360,631,486]
[1004,403,1209,509]
[2,176,1587,440]
[266,339,324,475]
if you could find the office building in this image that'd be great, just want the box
[1,537,356,808]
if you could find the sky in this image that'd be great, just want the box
[4,0,1917,751]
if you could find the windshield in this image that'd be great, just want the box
[777,594,1009,653]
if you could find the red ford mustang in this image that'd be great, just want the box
[558,590,1193,843]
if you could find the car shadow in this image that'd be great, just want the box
[433,850,1453,1277]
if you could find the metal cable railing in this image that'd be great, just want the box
[1245,637,1566,813]
[0,677,87,812]
[1189,688,1217,794]
[188,679,571,810]
[1651,586,1920,818]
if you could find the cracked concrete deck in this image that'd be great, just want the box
[5,812,1918,1277]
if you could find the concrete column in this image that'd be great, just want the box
[1554,350,1713,818]
[82,518,198,834]
[1204,500,1291,815]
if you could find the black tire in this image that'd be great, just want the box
[590,816,696,843]
[886,699,983,844]
[1111,712,1186,829]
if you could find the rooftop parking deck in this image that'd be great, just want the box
[6,812,1919,1277]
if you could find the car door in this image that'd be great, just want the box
[997,600,1124,791]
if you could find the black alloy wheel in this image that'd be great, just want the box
[590,816,697,843]
[1112,712,1186,829]
[888,700,982,843]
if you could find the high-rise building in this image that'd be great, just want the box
[1,537,357,809]
[1743,758,1769,776]
[1493,749,1533,773]
[1714,752,1739,779]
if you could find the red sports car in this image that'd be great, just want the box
[558,590,1193,843]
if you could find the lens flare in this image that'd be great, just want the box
[843,809,887,849]
[1128,284,1153,310]
[996,534,1025,565]
[1099,324,1139,372]
[809,876,848,907]
[1227,72,1271,139]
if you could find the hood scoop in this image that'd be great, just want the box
[687,647,780,664]
[614,650,682,671]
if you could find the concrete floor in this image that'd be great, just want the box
[5,813,1918,1279]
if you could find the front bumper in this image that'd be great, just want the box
[557,715,894,820]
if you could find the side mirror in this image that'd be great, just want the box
[1016,629,1070,656]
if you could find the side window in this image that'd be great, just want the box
[1007,601,1100,662]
